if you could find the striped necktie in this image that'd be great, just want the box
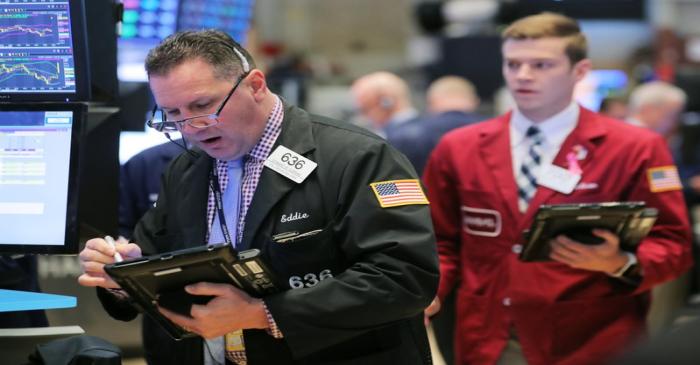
[516,126,543,212]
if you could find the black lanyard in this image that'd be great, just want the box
[209,164,233,245]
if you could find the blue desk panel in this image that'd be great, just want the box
[0,289,76,312]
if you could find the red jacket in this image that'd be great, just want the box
[423,107,692,365]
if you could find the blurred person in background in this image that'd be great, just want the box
[627,81,700,201]
[423,13,692,365]
[628,81,700,298]
[627,81,685,136]
[627,81,699,190]
[119,141,183,239]
[388,75,486,177]
[350,71,419,138]
[389,75,486,364]
[599,95,629,120]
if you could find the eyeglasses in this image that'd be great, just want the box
[147,71,249,132]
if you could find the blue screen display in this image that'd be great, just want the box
[0,109,73,246]
[177,0,253,44]
[117,0,254,81]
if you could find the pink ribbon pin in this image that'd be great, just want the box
[567,152,582,175]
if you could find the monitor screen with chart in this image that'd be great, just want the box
[0,103,83,254]
[0,0,89,101]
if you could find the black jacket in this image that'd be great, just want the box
[98,103,439,364]
[118,140,183,239]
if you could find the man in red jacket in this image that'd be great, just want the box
[423,12,692,365]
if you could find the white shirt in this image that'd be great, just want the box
[510,102,580,184]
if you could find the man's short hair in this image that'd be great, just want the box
[145,29,255,80]
[599,96,628,114]
[427,76,479,113]
[502,12,587,65]
[628,81,687,112]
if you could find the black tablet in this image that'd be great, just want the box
[520,202,657,262]
[104,244,280,340]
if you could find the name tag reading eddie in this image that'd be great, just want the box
[537,163,581,194]
[264,145,317,183]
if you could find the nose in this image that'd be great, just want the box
[515,64,533,81]
[178,119,200,135]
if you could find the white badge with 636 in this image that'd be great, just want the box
[537,163,581,194]
[264,145,317,183]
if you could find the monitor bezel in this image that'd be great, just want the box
[0,102,84,254]
[0,0,91,102]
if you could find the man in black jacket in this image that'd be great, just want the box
[77,29,438,365]
[118,141,183,239]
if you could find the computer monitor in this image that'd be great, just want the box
[0,0,90,102]
[177,0,254,44]
[117,0,255,82]
[117,0,180,82]
[574,69,628,111]
[0,103,83,254]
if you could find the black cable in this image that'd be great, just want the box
[164,132,197,158]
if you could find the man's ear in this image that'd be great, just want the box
[379,97,395,109]
[572,58,592,83]
[247,69,268,102]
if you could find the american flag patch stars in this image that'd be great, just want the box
[647,166,682,192]
[370,179,429,208]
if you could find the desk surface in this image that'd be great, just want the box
[0,289,76,312]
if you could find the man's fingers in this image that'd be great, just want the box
[424,297,441,317]
[78,273,119,288]
[84,238,115,256]
[78,238,143,289]
[185,282,234,296]
[550,240,582,259]
[592,229,619,246]
[80,245,117,264]
[158,306,197,331]
[80,261,108,274]
[555,236,590,254]
[116,243,142,259]
[550,250,577,266]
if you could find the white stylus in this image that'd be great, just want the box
[104,235,123,262]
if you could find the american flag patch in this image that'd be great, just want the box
[647,166,682,192]
[370,179,429,208]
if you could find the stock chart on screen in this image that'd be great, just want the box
[0,0,77,94]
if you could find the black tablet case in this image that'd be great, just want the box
[520,202,657,262]
[104,244,279,340]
